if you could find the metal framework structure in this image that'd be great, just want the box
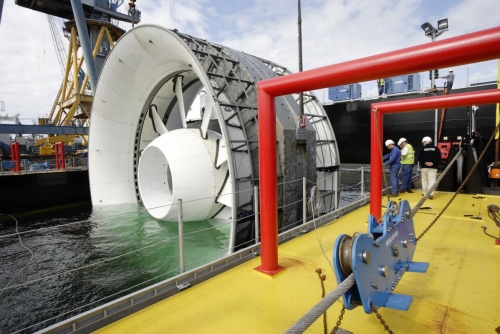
[49,20,123,129]
[256,26,500,274]
[88,26,340,251]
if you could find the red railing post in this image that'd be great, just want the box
[55,143,60,169]
[10,142,21,172]
[15,142,21,172]
[254,88,285,276]
[370,107,383,219]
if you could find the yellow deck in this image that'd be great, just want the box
[95,192,500,333]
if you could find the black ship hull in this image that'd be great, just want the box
[324,84,497,164]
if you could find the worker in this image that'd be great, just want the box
[383,139,401,197]
[398,138,414,193]
[377,79,386,97]
[440,69,455,92]
[416,136,441,199]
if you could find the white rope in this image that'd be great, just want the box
[0,214,34,297]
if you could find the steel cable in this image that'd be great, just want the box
[284,274,355,334]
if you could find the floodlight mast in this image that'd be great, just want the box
[421,18,449,143]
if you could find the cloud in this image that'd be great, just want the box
[0,0,498,118]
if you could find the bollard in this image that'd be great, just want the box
[254,186,260,244]
[178,199,185,273]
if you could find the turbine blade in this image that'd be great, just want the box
[216,172,232,207]
[201,95,214,138]
[149,105,168,135]
[216,139,228,167]
[174,76,187,128]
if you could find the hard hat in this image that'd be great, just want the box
[385,139,395,147]
[449,69,453,72]
[422,136,432,143]
[398,138,407,146]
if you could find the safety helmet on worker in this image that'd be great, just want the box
[385,139,395,147]
[449,69,453,72]
[397,138,407,146]
[422,136,432,144]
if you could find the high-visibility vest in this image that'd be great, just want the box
[401,143,414,164]
[377,79,385,86]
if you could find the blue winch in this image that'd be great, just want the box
[333,200,429,313]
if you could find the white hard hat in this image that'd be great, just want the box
[385,139,395,147]
[398,138,407,146]
[422,136,432,143]
[449,69,453,72]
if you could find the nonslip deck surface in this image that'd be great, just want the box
[95,192,500,333]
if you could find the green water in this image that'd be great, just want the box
[0,203,231,333]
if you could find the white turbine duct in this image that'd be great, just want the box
[88,25,341,251]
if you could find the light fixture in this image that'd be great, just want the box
[437,19,449,31]
[420,22,435,36]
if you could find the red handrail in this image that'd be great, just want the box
[256,26,500,274]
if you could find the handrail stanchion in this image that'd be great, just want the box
[60,143,66,170]
[303,177,307,224]
[334,170,339,210]
[254,186,260,244]
[178,199,185,274]
[360,166,365,198]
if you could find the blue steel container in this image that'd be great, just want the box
[386,74,421,94]
[328,84,362,101]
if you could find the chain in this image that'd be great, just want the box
[371,303,395,334]
[316,268,328,334]
[374,108,391,202]
[330,304,345,334]
[417,120,500,241]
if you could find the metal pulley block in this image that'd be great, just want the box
[333,200,429,314]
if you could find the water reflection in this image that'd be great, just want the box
[0,203,231,333]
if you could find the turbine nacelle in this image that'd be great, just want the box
[138,128,229,221]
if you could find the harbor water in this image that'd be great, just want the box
[0,171,368,333]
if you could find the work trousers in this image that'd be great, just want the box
[401,164,413,191]
[421,168,438,196]
[389,164,401,194]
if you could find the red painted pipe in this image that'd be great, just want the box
[370,89,500,219]
[257,26,500,274]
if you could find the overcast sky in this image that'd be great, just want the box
[0,0,499,120]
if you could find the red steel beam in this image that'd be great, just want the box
[256,26,500,274]
[370,89,500,219]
